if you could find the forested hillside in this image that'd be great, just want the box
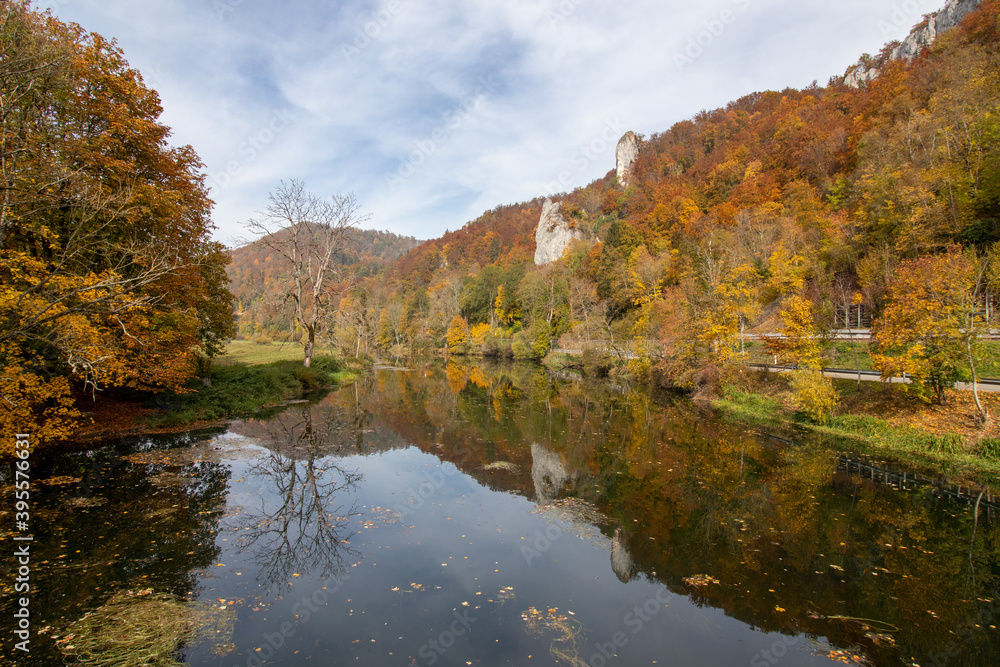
[228,227,420,341]
[320,0,1000,405]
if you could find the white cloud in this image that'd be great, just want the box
[41,0,941,244]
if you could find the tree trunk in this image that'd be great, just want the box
[968,335,987,423]
[303,326,314,368]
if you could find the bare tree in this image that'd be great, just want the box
[243,180,367,367]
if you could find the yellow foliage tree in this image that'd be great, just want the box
[789,369,839,424]
[1,3,235,446]
[872,249,989,417]
[765,295,822,369]
[446,316,470,354]
[494,284,521,328]
[698,264,762,364]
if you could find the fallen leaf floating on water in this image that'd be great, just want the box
[683,574,720,587]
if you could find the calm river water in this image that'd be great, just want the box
[3,361,999,666]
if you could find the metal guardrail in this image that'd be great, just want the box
[746,363,1000,387]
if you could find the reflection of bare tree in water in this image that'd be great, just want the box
[232,405,363,591]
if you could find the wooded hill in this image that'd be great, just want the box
[227,227,420,341]
[236,1,1000,414]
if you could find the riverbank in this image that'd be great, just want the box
[65,352,358,448]
[712,371,1000,483]
[541,347,1000,482]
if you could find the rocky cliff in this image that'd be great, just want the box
[616,131,640,187]
[534,199,588,266]
[845,0,982,88]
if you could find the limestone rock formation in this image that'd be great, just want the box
[616,131,640,187]
[534,199,587,266]
[845,0,981,88]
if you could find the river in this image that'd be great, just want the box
[2,361,998,666]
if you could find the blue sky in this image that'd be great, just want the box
[41,0,944,245]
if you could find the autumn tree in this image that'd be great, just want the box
[331,286,377,359]
[1,2,234,445]
[243,180,366,368]
[446,315,470,354]
[872,249,990,418]
[764,295,823,369]
[567,277,602,343]
[494,283,521,328]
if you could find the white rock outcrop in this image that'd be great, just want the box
[534,199,587,266]
[845,0,982,88]
[616,131,640,187]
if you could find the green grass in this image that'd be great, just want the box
[713,388,1000,482]
[712,390,784,427]
[217,340,331,366]
[148,355,354,427]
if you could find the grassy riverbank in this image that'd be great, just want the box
[216,340,337,366]
[68,346,358,443]
[147,355,355,426]
[542,347,1000,482]
[713,373,1000,482]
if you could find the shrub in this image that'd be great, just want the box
[481,333,502,357]
[790,369,839,423]
[511,331,533,359]
[512,322,551,360]
[628,355,652,382]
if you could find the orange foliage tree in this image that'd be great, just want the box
[1,2,234,447]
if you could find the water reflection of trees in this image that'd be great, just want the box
[231,405,363,591]
[341,361,1000,667]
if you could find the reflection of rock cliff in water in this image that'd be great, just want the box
[531,443,571,504]
[611,526,636,583]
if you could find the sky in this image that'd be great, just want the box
[40,0,945,246]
